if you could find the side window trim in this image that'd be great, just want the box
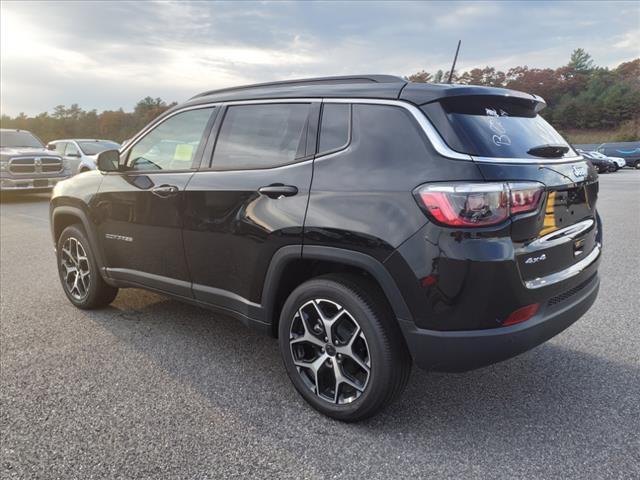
[206,102,315,172]
[119,106,217,173]
[305,102,321,160]
[202,104,229,170]
[316,101,352,158]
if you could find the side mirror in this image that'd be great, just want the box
[46,144,56,151]
[96,149,121,172]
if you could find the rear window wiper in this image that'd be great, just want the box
[527,144,570,158]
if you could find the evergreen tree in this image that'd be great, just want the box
[568,48,595,72]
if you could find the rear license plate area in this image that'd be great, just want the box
[518,222,597,281]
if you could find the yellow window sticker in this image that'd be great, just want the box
[174,143,194,162]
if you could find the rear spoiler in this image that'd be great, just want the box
[400,83,546,112]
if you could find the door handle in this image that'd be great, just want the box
[258,184,298,199]
[151,184,179,197]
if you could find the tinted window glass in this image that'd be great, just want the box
[0,130,43,148]
[319,103,350,154]
[426,96,574,159]
[127,108,213,171]
[213,103,310,170]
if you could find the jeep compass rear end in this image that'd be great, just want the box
[50,75,600,421]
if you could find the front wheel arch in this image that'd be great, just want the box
[51,206,108,278]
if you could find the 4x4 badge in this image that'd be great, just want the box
[525,253,547,264]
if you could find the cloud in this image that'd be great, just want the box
[613,29,640,49]
[1,0,638,116]
[434,2,500,28]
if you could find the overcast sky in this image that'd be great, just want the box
[1,0,639,116]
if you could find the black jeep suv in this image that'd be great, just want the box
[50,75,601,421]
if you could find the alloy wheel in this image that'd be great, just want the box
[289,299,371,404]
[60,236,91,301]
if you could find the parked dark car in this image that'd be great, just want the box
[597,141,640,169]
[578,149,616,173]
[1,129,70,191]
[50,75,601,421]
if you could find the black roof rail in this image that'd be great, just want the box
[191,74,406,99]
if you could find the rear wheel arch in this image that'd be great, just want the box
[263,245,413,337]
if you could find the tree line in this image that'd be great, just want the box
[1,49,638,144]
[1,97,177,144]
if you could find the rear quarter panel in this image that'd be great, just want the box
[304,102,484,262]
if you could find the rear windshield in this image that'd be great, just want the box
[78,141,120,155]
[422,96,575,159]
[0,130,44,149]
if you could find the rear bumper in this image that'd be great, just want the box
[399,273,599,372]
[0,176,69,191]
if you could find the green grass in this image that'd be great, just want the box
[561,120,640,144]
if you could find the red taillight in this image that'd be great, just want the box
[509,182,544,215]
[503,303,540,326]
[420,275,438,287]
[415,182,544,227]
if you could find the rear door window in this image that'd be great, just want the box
[422,96,575,159]
[318,103,350,155]
[212,103,311,170]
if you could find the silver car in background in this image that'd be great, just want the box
[587,151,625,170]
[46,139,120,174]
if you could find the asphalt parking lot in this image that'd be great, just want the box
[1,169,639,479]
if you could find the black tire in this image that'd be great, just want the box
[278,273,411,421]
[57,224,118,309]
[635,160,640,170]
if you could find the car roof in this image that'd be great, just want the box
[49,139,118,143]
[178,74,544,110]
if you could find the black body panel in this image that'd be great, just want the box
[95,171,195,296]
[400,273,599,372]
[183,162,313,305]
[303,103,484,262]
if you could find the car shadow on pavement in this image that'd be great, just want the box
[87,289,639,446]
